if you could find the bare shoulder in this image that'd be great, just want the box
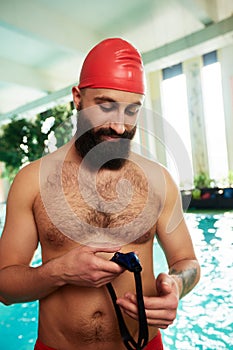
[11,159,41,190]
[129,151,166,173]
[130,152,184,229]
[10,143,69,196]
[129,152,175,192]
[3,160,40,219]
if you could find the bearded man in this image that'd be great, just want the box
[0,38,200,350]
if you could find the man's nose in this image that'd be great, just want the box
[109,121,126,135]
[109,111,126,134]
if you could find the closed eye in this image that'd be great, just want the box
[125,104,141,117]
[99,102,117,112]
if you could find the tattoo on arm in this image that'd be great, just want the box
[169,267,198,298]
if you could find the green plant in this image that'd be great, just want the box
[0,104,73,182]
[228,170,233,186]
[194,172,213,189]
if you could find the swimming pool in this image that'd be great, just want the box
[0,204,233,350]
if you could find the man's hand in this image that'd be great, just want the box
[116,273,179,329]
[56,245,124,288]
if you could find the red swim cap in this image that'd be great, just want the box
[78,38,145,95]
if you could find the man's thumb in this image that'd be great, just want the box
[156,273,172,296]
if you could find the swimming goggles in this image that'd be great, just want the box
[107,252,148,350]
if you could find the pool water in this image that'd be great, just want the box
[0,204,233,350]
[157,212,233,350]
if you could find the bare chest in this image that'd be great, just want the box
[34,162,161,248]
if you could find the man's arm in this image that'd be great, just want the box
[155,167,200,300]
[116,166,200,328]
[168,258,199,299]
[0,162,123,305]
[0,245,124,305]
[0,162,61,304]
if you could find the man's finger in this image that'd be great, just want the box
[156,273,172,296]
[90,245,122,253]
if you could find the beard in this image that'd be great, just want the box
[74,109,136,170]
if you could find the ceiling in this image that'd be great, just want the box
[0,0,233,122]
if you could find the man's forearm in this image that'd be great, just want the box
[169,259,200,299]
[0,259,64,305]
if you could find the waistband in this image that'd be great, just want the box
[145,330,164,349]
[34,331,163,350]
[34,340,56,350]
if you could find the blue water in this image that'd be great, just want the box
[0,203,233,350]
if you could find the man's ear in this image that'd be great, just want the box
[72,86,81,109]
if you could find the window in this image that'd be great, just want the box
[201,51,228,183]
[161,64,193,188]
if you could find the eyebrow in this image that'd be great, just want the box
[94,96,142,106]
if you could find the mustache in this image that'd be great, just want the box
[94,127,135,139]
